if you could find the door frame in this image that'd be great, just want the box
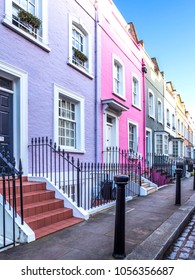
[103,111,119,163]
[0,61,28,174]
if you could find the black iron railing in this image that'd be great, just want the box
[29,137,142,211]
[103,148,187,186]
[0,148,23,249]
[29,137,81,206]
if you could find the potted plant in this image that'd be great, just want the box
[18,9,41,29]
[74,49,88,63]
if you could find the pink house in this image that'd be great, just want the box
[99,1,146,162]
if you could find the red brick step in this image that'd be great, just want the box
[1,177,83,239]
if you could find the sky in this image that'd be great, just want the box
[113,0,195,120]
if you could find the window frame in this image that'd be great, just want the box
[68,14,93,78]
[3,0,50,51]
[54,84,85,153]
[166,108,170,127]
[132,74,141,109]
[155,132,169,155]
[148,90,155,118]
[112,55,125,99]
[172,139,183,157]
[72,24,88,70]
[157,98,163,124]
[128,120,138,153]
[172,114,176,131]
[177,119,181,134]
[58,99,76,149]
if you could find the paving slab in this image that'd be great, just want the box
[0,177,195,260]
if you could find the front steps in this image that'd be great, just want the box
[141,181,156,195]
[140,179,157,196]
[0,177,83,239]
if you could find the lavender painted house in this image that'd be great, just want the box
[0,0,98,175]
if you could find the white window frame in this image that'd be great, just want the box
[155,132,169,155]
[166,108,170,127]
[172,140,183,157]
[58,99,76,149]
[157,99,163,124]
[132,74,140,109]
[181,122,184,136]
[148,90,155,118]
[112,55,125,99]
[128,120,138,153]
[172,114,176,131]
[68,14,92,78]
[54,84,85,153]
[177,119,180,134]
[3,0,49,51]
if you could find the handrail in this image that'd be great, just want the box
[0,149,23,225]
[0,151,21,175]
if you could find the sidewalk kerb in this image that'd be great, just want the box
[126,193,195,260]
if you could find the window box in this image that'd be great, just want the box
[18,9,41,29]
[3,0,50,51]
[73,49,88,63]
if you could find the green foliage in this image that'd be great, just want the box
[74,49,88,63]
[18,9,41,29]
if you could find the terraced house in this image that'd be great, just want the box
[0,0,100,248]
[0,0,194,250]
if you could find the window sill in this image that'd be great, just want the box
[2,18,51,52]
[149,114,155,120]
[59,147,86,154]
[112,92,126,101]
[67,61,94,80]
[132,104,141,111]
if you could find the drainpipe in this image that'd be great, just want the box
[94,0,99,163]
[142,59,147,162]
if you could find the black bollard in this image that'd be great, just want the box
[193,164,195,191]
[112,174,129,259]
[175,168,182,205]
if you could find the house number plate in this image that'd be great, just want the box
[0,136,4,142]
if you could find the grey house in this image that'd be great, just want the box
[144,54,168,165]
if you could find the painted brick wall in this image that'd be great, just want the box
[100,2,145,156]
[0,0,97,163]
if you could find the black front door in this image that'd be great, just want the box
[0,91,13,157]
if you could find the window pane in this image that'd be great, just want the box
[29,3,35,15]
[156,135,163,154]
[114,61,121,94]
[72,27,83,52]
[58,98,76,148]
[133,78,139,106]
[0,77,13,90]
[20,0,27,10]
[129,123,136,152]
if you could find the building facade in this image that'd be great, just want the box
[0,0,100,174]
[99,1,146,162]
[144,53,166,165]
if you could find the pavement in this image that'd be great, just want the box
[0,176,195,260]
